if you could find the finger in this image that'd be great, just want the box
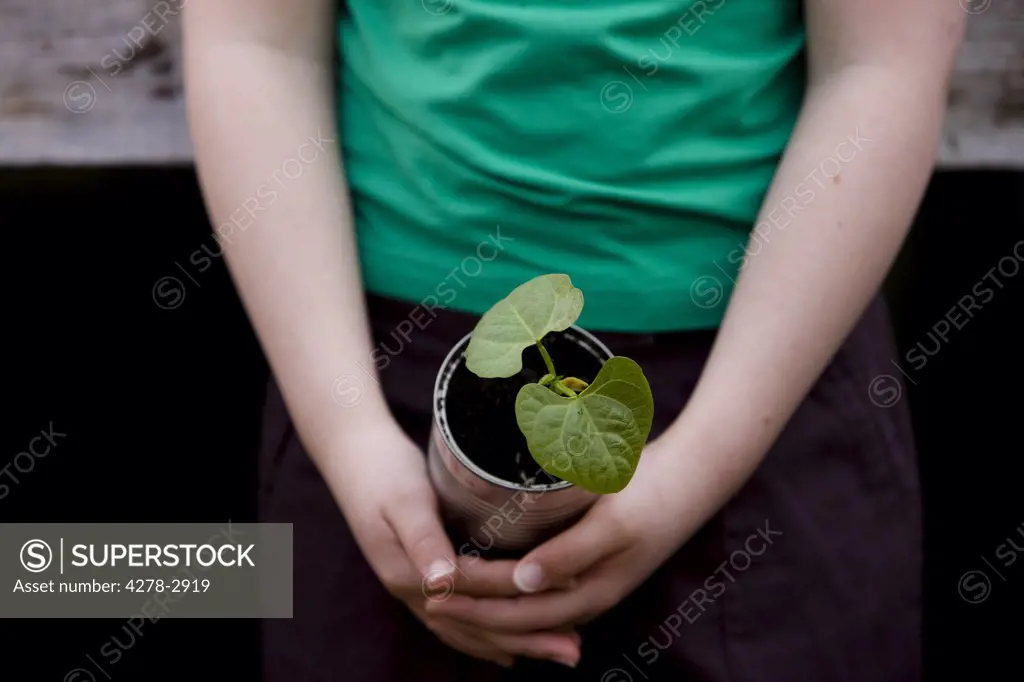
[425,606,581,668]
[452,557,575,598]
[475,628,581,668]
[384,489,459,588]
[426,577,608,632]
[411,602,514,668]
[512,513,625,593]
[347,515,428,600]
[430,622,514,668]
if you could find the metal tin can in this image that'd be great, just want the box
[427,325,611,552]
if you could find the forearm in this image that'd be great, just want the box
[183,14,389,461]
[655,67,951,528]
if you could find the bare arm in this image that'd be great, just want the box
[657,0,965,518]
[182,2,582,666]
[183,0,388,461]
[434,0,969,622]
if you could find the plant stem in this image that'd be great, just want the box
[552,381,577,398]
[537,339,577,397]
[536,339,556,378]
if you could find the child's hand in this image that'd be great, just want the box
[425,438,688,634]
[320,417,582,668]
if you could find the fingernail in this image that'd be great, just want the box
[513,562,546,593]
[553,655,578,668]
[426,559,454,586]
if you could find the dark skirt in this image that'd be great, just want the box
[258,294,922,682]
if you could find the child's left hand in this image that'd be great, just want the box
[425,438,694,633]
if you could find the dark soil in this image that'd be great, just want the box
[444,331,605,486]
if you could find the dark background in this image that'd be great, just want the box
[2,167,1021,680]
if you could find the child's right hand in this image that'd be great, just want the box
[318,416,583,669]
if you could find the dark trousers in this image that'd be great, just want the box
[259,294,922,682]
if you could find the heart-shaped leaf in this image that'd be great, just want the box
[515,357,654,494]
[465,274,583,378]
[515,385,641,494]
[580,357,653,444]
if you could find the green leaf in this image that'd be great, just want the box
[515,385,640,494]
[465,274,584,378]
[514,357,654,494]
[580,357,654,444]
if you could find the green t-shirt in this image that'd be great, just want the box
[339,0,805,332]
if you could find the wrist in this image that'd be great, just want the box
[663,389,775,471]
[303,392,396,464]
[640,408,771,539]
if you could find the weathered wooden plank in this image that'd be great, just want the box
[941,0,1024,167]
[0,0,190,164]
[0,0,1022,167]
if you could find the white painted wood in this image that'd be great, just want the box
[0,0,1022,167]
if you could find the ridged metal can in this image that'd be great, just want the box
[427,325,611,552]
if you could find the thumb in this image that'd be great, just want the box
[386,490,459,590]
[513,514,618,593]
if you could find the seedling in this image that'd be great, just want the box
[465,274,654,494]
